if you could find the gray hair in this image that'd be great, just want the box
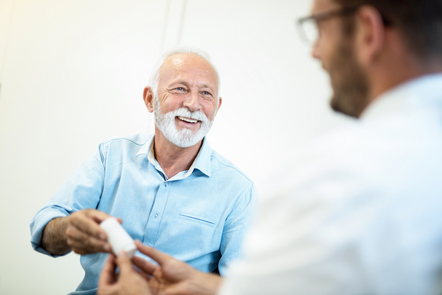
[148,46,221,99]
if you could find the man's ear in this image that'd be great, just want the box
[143,86,154,113]
[354,5,385,66]
[215,97,222,117]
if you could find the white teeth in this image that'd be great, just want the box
[178,116,198,123]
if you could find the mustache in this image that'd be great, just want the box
[169,108,210,123]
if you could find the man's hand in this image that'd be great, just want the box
[65,209,117,255]
[98,251,152,295]
[42,209,118,255]
[132,240,222,295]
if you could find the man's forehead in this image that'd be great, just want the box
[163,54,213,73]
[160,53,218,86]
[163,54,187,70]
[312,0,340,13]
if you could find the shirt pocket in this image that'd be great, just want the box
[179,212,216,225]
[171,212,219,253]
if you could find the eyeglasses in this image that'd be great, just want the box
[297,6,392,44]
[297,6,361,44]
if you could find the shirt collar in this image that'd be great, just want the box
[147,139,156,166]
[361,73,442,121]
[192,137,212,177]
[136,135,212,178]
[136,136,153,158]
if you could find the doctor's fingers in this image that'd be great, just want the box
[135,240,172,266]
[157,282,196,295]
[99,254,118,287]
[132,255,158,276]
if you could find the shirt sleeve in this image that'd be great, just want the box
[218,183,258,275]
[29,143,108,257]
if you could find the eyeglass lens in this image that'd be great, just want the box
[300,19,319,43]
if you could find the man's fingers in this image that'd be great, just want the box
[135,240,169,265]
[68,238,111,254]
[85,209,114,225]
[133,256,158,276]
[98,254,117,287]
[66,225,93,242]
[66,226,111,253]
[69,211,108,240]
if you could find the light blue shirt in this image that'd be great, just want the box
[30,134,256,295]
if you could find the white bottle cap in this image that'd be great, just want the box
[100,217,136,258]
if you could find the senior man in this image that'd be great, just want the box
[30,47,256,295]
[98,0,442,294]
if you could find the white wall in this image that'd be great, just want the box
[0,0,350,294]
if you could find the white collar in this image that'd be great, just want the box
[361,73,442,121]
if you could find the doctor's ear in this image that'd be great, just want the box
[354,5,386,65]
[143,87,154,113]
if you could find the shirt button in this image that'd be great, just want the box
[164,182,167,187]
[154,213,159,218]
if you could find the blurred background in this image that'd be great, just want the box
[0,0,350,293]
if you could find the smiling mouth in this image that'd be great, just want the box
[178,116,199,124]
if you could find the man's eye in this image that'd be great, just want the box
[202,91,212,96]
[170,87,187,94]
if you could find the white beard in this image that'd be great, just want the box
[153,95,215,148]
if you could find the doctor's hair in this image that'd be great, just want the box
[148,46,221,99]
[334,0,442,61]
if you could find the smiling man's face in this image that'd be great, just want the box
[153,53,221,148]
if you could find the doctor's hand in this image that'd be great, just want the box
[98,251,152,295]
[132,240,222,295]
[65,209,119,255]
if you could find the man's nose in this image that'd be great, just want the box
[311,39,321,60]
[183,91,202,112]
